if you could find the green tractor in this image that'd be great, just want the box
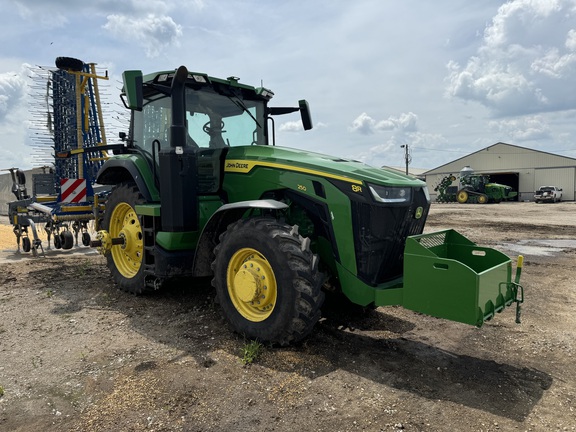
[92,66,523,345]
[456,166,517,204]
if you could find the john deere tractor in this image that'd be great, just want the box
[92,66,523,345]
[456,166,517,204]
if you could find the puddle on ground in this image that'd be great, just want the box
[500,239,576,257]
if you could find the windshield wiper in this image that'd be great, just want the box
[227,96,261,129]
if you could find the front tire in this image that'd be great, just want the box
[212,217,324,346]
[103,183,147,294]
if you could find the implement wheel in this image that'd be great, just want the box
[456,190,469,204]
[55,56,84,72]
[22,237,31,253]
[212,217,324,346]
[103,183,147,294]
[61,231,74,250]
[54,233,62,249]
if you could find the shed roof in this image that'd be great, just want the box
[423,142,576,175]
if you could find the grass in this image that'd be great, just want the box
[241,340,263,366]
[0,385,4,397]
[75,259,91,277]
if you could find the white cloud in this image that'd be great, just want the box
[383,112,419,132]
[346,109,446,168]
[11,0,202,17]
[349,112,376,135]
[349,112,419,135]
[279,121,303,132]
[445,0,576,116]
[566,29,576,50]
[0,65,35,169]
[489,115,552,141]
[104,14,183,58]
[350,131,449,169]
[0,71,27,121]
[12,0,69,28]
[279,120,327,133]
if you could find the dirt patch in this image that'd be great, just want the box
[1,202,575,431]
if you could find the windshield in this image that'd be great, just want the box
[133,86,266,154]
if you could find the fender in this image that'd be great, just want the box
[193,199,288,277]
[96,156,160,202]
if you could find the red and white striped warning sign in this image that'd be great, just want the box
[60,179,87,203]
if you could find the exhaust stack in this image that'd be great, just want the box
[158,66,199,232]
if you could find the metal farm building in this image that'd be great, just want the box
[423,142,576,202]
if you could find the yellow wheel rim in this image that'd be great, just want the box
[457,191,468,203]
[478,195,487,204]
[109,202,143,278]
[227,248,277,322]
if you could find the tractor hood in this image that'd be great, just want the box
[486,182,513,189]
[224,145,424,188]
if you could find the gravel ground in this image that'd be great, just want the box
[0,202,575,431]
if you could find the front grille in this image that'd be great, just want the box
[351,188,429,285]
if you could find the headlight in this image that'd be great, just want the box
[368,184,412,203]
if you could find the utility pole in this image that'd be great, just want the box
[400,144,411,175]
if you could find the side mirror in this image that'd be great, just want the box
[299,99,313,130]
[122,70,143,111]
[268,100,313,131]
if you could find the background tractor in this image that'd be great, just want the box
[434,167,518,204]
[456,166,517,204]
[89,65,523,345]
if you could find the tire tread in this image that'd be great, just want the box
[212,217,324,346]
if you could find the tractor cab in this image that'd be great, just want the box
[461,173,488,193]
[131,76,267,154]
[123,70,311,152]
[119,69,312,199]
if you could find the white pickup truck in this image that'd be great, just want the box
[534,186,563,203]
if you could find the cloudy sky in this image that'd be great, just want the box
[1,0,576,171]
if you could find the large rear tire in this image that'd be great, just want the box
[103,183,147,294]
[212,217,324,346]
